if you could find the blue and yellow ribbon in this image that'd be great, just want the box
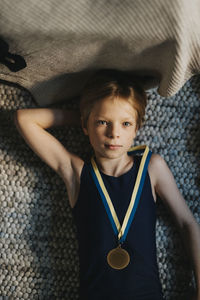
[90,145,152,244]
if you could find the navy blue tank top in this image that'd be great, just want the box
[72,156,163,300]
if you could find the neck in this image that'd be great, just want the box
[94,153,134,177]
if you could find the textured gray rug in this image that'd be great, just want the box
[0,76,200,299]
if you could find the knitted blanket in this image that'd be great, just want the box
[0,0,200,105]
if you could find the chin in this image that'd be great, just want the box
[103,151,124,159]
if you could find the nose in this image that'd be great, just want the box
[107,123,120,139]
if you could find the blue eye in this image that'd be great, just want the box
[123,122,131,127]
[97,120,108,125]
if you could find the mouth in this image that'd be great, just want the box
[105,144,123,150]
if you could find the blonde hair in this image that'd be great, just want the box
[80,69,147,130]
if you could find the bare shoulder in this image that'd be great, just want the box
[145,154,163,202]
[149,153,166,169]
[148,153,169,185]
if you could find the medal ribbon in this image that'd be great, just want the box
[90,145,152,244]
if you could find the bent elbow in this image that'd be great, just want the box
[14,109,27,126]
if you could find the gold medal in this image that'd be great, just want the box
[107,244,130,270]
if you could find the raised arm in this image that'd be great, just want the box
[149,154,200,299]
[14,108,84,207]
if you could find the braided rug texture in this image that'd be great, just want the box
[0,76,200,299]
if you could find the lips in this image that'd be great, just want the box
[105,144,122,150]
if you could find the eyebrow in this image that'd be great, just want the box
[94,115,135,120]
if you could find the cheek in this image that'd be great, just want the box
[88,127,103,142]
[126,128,137,141]
[132,130,137,139]
[92,126,105,136]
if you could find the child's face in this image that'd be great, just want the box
[83,97,138,160]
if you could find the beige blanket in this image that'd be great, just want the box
[0,0,200,105]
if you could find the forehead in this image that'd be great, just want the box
[90,97,137,119]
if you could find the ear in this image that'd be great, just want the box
[81,117,89,136]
